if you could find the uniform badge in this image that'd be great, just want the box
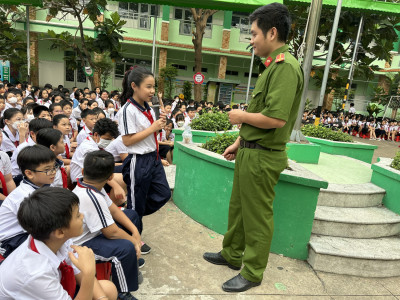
[264,57,273,68]
[275,53,285,63]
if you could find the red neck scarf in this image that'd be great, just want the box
[30,237,76,298]
[0,171,8,196]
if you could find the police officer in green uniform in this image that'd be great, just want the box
[203,3,304,292]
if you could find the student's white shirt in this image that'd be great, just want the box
[358,120,363,126]
[96,98,105,109]
[71,106,82,120]
[0,179,41,242]
[157,129,174,142]
[76,126,92,146]
[72,179,115,245]
[184,116,194,127]
[61,135,71,159]
[0,151,12,176]
[69,117,78,138]
[0,126,19,154]
[51,158,65,188]
[349,107,356,114]
[171,100,179,112]
[4,103,21,110]
[0,236,79,300]
[10,136,35,176]
[43,101,52,108]
[105,136,128,163]
[118,102,157,155]
[369,122,376,128]
[70,137,99,183]
[382,124,389,131]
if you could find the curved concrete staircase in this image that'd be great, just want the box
[308,182,400,277]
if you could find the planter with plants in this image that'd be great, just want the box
[172,112,238,162]
[301,125,377,163]
[371,152,400,214]
[173,134,328,260]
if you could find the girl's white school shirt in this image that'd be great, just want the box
[0,126,19,154]
[118,102,157,155]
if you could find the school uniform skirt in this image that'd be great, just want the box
[122,151,171,216]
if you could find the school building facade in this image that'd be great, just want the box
[14,1,400,113]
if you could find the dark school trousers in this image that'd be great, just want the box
[0,232,29,258]
[122,151,171,217]
[221,147,287,283]
[82,209,142,293]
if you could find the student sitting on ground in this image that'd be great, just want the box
[61,100,78,143]
[105,135,128,173]
[0,108,28,157]
[0,133,16,204]
[33,105,52,121]
[10,118,53,186]
[76,109,97,146]
[54,114,74,165]
[71,98,89,127]
[0,187,118,300]
[70,118,126,205]
[73,151,141,300]
[0,145,56,258]
[36,128,69,189]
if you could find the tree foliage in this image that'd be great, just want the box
[159,64,178,99]
[42,0,126,87]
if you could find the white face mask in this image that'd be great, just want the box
[97,138,112,149]
[25,114,35,122]
[108,108,115,114]
[177,121,185,127]
[12,120,24,130]
[8,97,18,104]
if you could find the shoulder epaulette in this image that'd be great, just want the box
[275,53,285,63]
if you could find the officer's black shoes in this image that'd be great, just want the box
[203,251,241,270]
[222,274,261,292]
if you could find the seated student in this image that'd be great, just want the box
[73,151,141,300]
[37,88,51,107]
[389,121,398,142]
[51,91,65,104]
[33,105,52,121]
[76,109,97,146]
[0,108,28,157]
[369,118,377,140]
[70,118,125,205]
[88,100,98,110]
[0,145,56,258]
[157,119,174,165]
[49,102,64,118]
[54,114,75,165]
[0,133,16,204]
[36,128,69,189]
[184,107,197,127]
[61,100,78,143]
[104,100,116,120]
[175,113,185,128]
[4,90,21,111]
[10,118,53,185]
[105,135,128,173]
[92,107,106,120]
[21,102,38,123]
[71,98,89,127]
[22,96,35,107]
[0,187,118,300]
[0,95,5,117]
[110,91,121,111]
[162,101,172,119]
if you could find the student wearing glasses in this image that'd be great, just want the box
[0,145,57,258]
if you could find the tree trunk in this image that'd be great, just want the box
[392,108,398,119]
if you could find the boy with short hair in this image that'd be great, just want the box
[184,107,197,127]
[72,98,89,124]
[0,145,57,258]
[73,150,142,300]
[33,105,52,121]
[0,187,118,300]
[76,109,97,146]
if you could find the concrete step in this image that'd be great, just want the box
[312,206,400,238]
[318,183,385,208]
[164,165,176,191]
[308,235,400,277]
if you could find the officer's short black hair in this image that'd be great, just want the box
[249,3,291,42]
[83,150,114,182]
[18,187,80,241]
[93,118,119,138]
[33,105,50,118]
[17,145,56,175]
[28,118,53,134]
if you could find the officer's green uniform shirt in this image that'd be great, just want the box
[240,44,304,150]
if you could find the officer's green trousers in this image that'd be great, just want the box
[221,147,287,283]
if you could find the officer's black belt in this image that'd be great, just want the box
[240,140,284,152]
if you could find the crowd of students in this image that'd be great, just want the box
[302,103,400,142]
[0,66,224,300]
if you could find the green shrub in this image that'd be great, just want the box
[202,132,239,155]
[391,151,400,171]
[301,124,353,142]
[191,111,232,131]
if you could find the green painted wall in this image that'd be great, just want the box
[173,142,328,260]
[286,143,321,164]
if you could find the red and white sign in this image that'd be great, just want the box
[193,72,205,84]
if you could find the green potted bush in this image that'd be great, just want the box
[371,151,400,214]
[301,125,377,163]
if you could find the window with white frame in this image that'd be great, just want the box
[115,58,152,78]
[174,7,213,38]
[232,12,251,42]
[118,2,158,30]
